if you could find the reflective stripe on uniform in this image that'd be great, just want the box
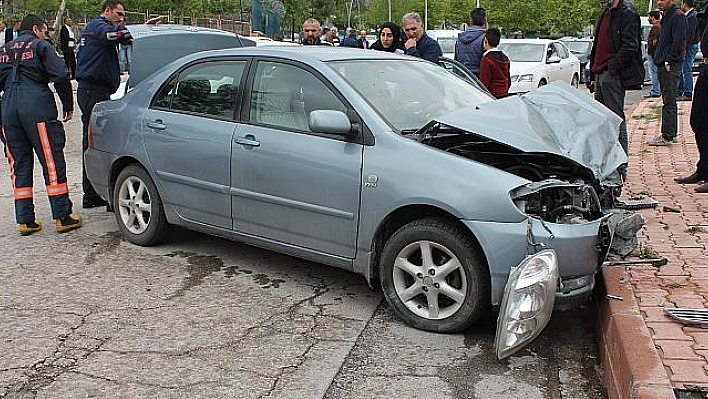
[1,127,19,190]
[14,187,33,200]
[46,182,69,196]
[36,122,58,186]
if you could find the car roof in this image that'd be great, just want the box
[500,38,556,44]
[178,46,415,63]
[127,23,241,38]
[427,29,462,38]
[127,24,253,89]
[559,37,593,42]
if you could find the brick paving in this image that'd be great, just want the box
[598,94,708,398]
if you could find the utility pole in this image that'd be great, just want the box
[388,0,391,21]
[424,0,427,30]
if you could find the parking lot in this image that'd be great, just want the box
[0,91,609,399]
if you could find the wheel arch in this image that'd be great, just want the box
[108,156,176,224]
[109,156,143,203]
[366,204,487,286]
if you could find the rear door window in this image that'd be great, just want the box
[151,60,247,120]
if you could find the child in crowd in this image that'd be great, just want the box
[479,28,511,98]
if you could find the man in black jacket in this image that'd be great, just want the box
[76,0,132,208]
[589,0,644,156]
[5,21,19,43]
[674,24,708,192]
[402,12,442,64]
[648,0,686,146]
[59,17,76,79]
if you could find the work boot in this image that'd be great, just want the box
[55,214,83,233]
[19,220,42,236]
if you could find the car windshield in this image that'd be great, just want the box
[497,43,545,62]
[327,59,491,132]
[561,41,591,54]
[435,37,457,53]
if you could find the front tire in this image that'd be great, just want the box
[538,79,547,88]
[114,165,167,246]
[379,218,490,333]
[571,73,579,88]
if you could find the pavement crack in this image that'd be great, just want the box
[2,310,109,397]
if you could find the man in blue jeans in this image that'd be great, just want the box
[677,0,701,101]
[645,10,662,98]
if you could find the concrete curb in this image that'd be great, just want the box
[597,266,676,399]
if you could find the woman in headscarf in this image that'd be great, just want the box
[369,22,404,53]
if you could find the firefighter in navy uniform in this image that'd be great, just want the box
[0,15,82,235]
[76,0,132,209]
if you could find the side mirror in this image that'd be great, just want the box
[309,110,352,135]
[547,55,562,64]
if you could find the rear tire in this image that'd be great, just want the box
[113,165,167,246]
[379,218,490,333]
[538,79,547,88]
[571,73,579,88]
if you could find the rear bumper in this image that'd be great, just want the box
[84,148,117,201]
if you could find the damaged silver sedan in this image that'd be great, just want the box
[84,46,628,359]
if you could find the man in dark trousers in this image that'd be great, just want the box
[589,0,644,156]
[648,0,686,146]
[60,17,76,79]
[0,14,82,235]
[674,24,708,192]
[76,0,132,209]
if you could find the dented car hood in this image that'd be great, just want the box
[433,82,627,183]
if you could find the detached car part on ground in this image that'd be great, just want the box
[85,45,629,359]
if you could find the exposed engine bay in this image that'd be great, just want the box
[418,122,620,225]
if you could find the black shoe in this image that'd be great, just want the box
[83,197,108,209]
[677,94,693,101]
[674,172,708,184]
[696,182,708,193]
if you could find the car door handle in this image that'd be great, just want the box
[234,135,260,147]
[147,120,166,130]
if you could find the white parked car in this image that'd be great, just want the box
[498,39,580,94]
[427,29,462,59]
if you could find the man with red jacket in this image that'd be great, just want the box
[479,28,510,98]
[589,0,644,156]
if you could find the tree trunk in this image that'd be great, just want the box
[53,0,67,31]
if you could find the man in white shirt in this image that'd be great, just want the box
[0,21,6,46]
[60,17,77,79]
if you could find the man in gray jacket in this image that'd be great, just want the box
[455,8,486,76]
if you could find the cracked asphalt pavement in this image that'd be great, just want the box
[1,93,607,399]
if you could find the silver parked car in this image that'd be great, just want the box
[85,46,627,359]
